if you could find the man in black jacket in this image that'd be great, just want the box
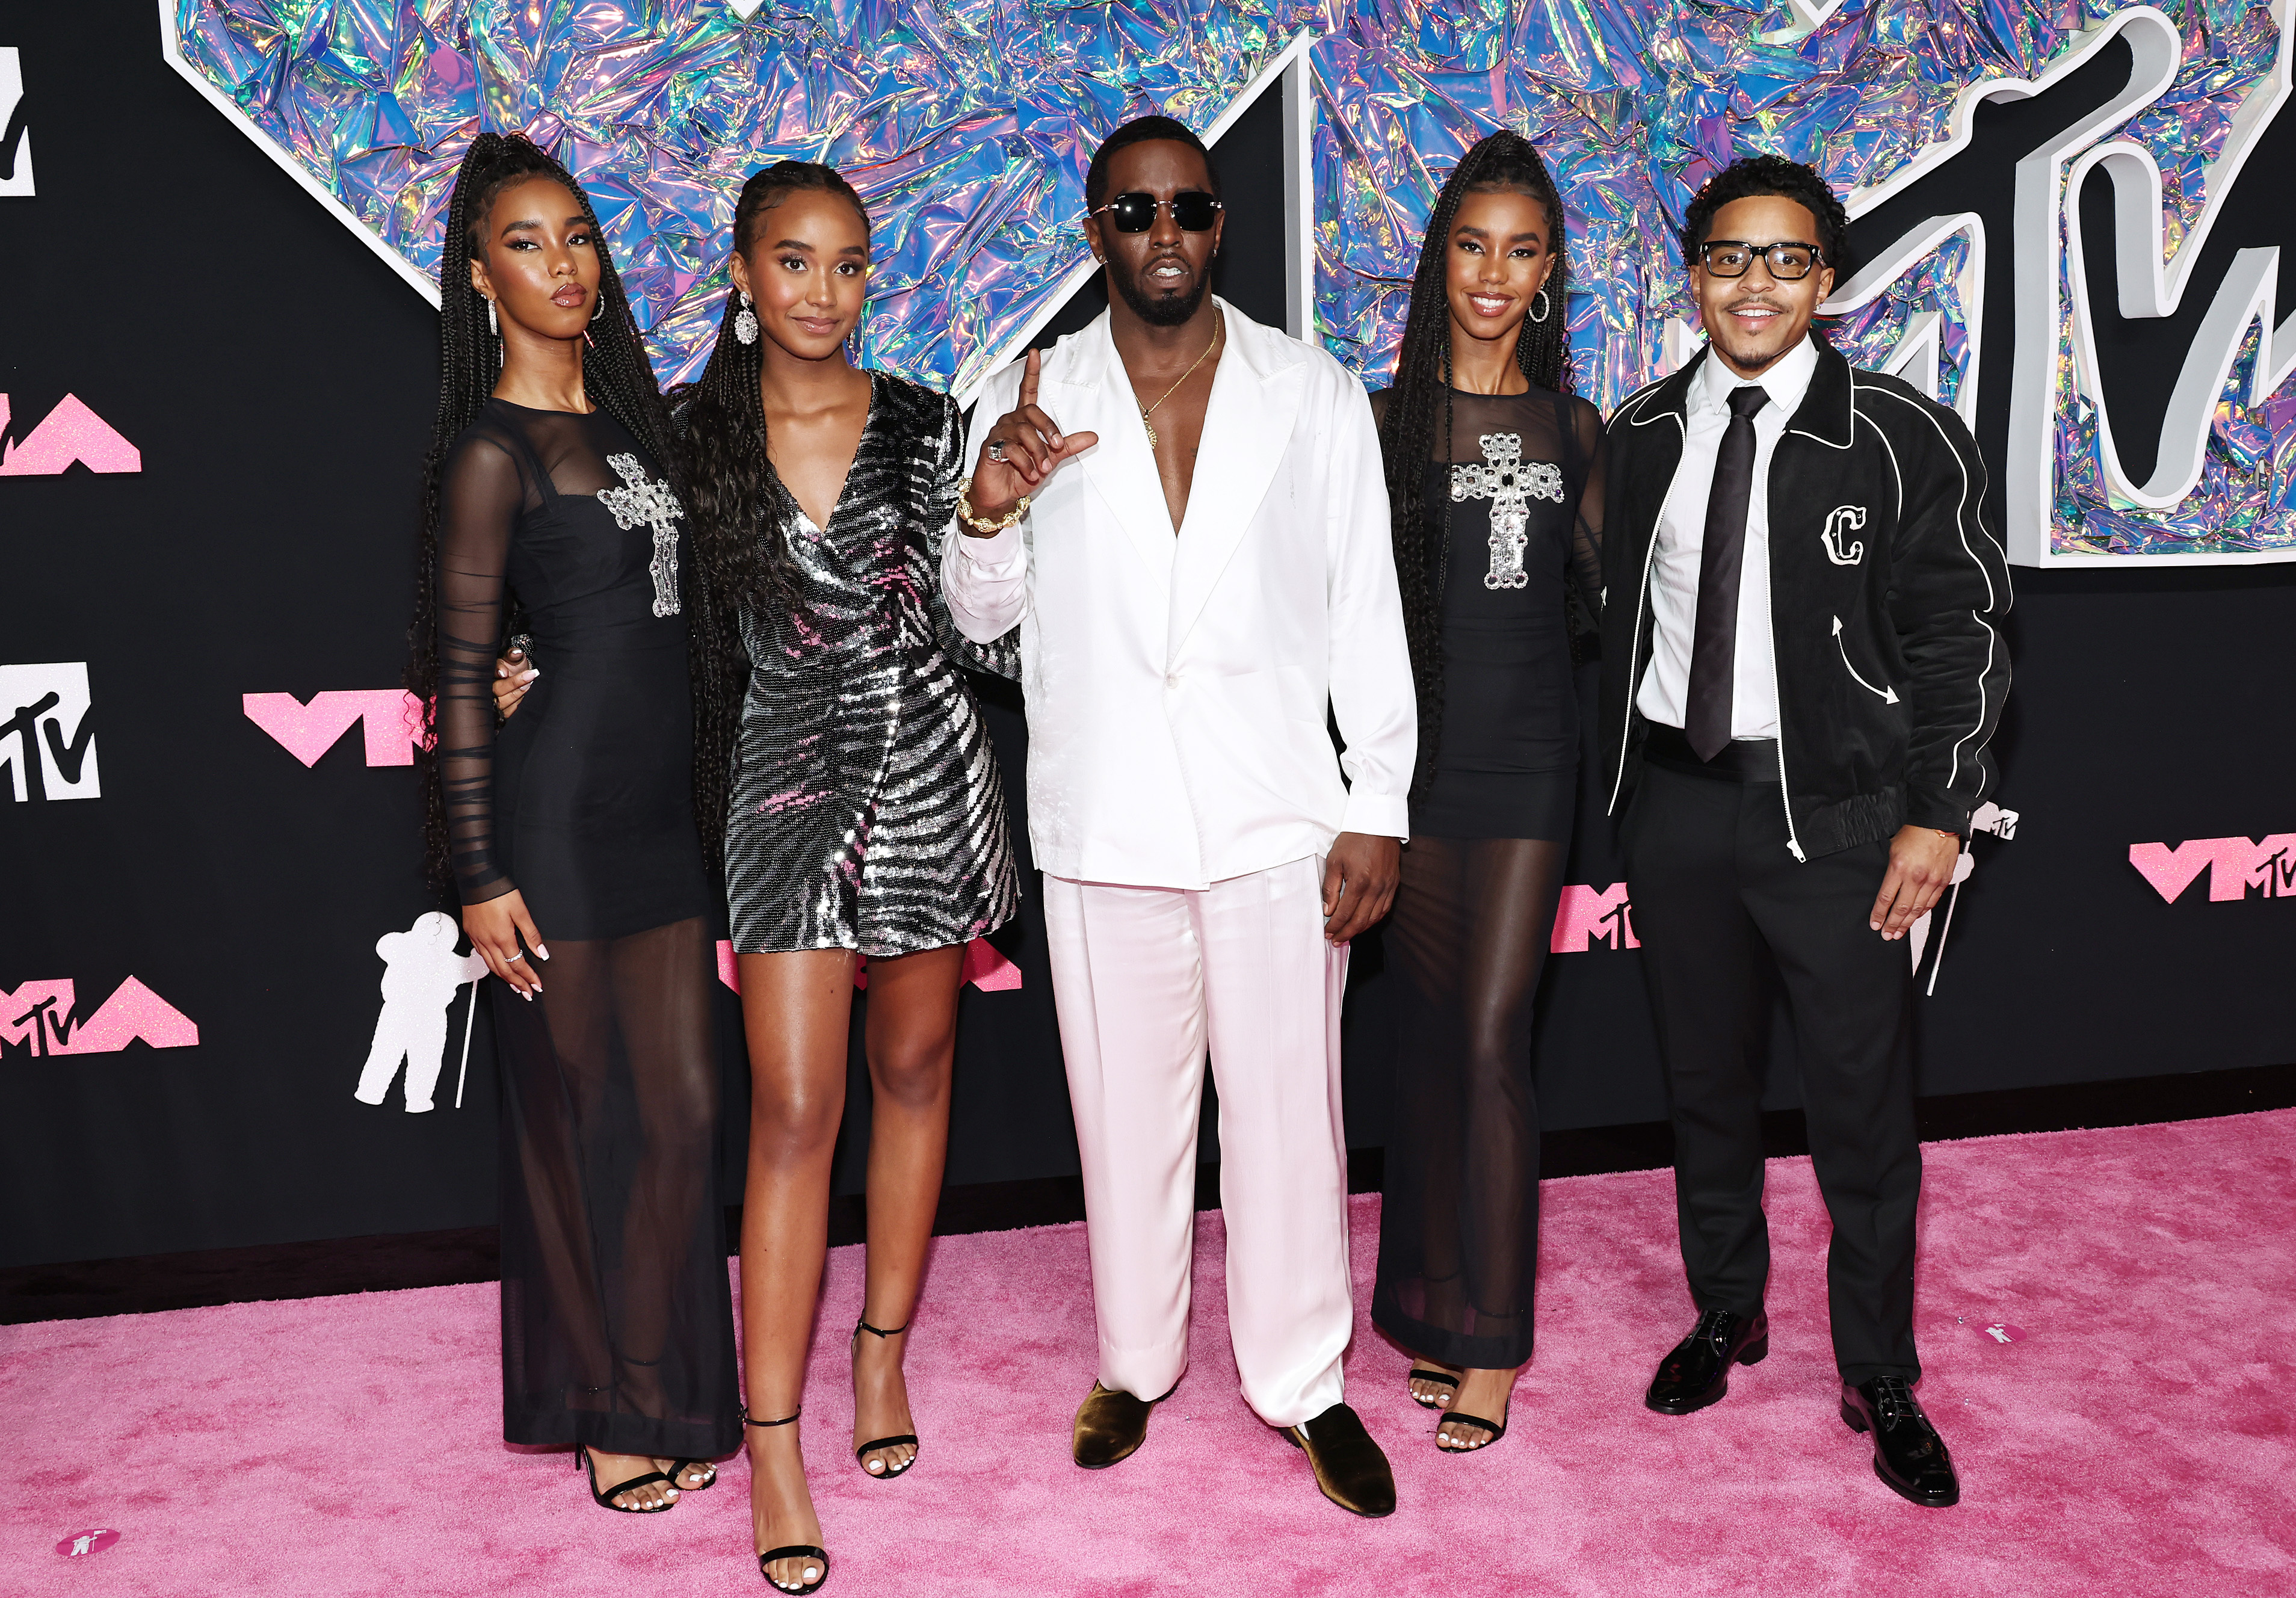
[1598,155,2010,1508]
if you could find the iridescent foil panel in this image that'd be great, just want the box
[1309,0,2292,557]
[176,0,1324,396]
[175,1,2292,556]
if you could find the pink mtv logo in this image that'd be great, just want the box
[244,691,425,767]
[1,976,199,1057]
[715,938,1022,993]
[0,393,140,475]
[1551,883,1639,953]
[2128,834,2296,902]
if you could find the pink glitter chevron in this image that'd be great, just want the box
[0,393,141,475]
[244,691,423,767]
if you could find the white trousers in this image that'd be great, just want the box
[1042,856,1354,1427]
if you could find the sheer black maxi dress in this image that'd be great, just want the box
[1369,386,1606,1375]
[435,399,741,1463]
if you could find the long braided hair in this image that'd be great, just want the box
[407,131,712,891]
[671,162,870,609]
[668,162,871,865]
[1378,131,1574,790]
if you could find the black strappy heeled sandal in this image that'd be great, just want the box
[745,1408,829,1594]
[1408,1365,1461,1411]
[667,1458,717,1491]
[576,1445,679,1513]
[850,1318,919,1479]
[1436,1407,1510,1451]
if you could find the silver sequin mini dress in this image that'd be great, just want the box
[724,372,1020,957]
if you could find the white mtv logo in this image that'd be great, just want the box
[0,662,98,801]
[0,49,30,200]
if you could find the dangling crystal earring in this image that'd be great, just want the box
[486,297,498,335]
[1528,286,1552,324]
[591,288,605,323]
[733,291,758,346]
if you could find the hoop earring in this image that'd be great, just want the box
[733,290,758,346]
[1528,286,1552,324]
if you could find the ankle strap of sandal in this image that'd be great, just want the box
[854,1318,910,1339]
[742,1406,801,1428]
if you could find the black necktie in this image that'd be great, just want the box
[1685,385,1769,762]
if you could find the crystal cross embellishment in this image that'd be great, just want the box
[598,452,685,618]
[1449,432,1564,590]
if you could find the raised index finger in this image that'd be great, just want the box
[1020,346,1040,408]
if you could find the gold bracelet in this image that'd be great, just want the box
[956,476,1030,535]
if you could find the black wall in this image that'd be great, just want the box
[4,5,2290,1270]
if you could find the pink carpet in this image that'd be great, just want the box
[8,1112,2294,1596]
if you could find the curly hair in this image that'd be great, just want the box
[406,131,726,891]
[1679,153,1853,279]
[665,161,871,857]
[1378,129,1574,792]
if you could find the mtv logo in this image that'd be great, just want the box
[244,689,424,767]
[0,976,198,1057]
[1551,884,1639,954]
[2129,834,2296,902]
[0,48,30,199]
[0,662,98,801]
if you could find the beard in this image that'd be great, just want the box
[1113,256,1211,327]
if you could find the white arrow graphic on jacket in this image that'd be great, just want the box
[1832,617,1900,703]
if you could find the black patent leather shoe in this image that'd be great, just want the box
[1644,1309,1769,1416]
[1072,1381,1167,1469]
[1842,1377,1960,1507]
[1283,1402,1396,1517]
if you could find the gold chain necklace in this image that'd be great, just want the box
[1136,312,1223,449]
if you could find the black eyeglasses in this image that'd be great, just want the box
[1088,191,1223,233]
[1699,240,1824,280]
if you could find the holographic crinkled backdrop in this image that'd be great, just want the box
[177,0,2294,556]
[176,0,1327,395]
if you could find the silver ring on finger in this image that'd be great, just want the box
[507,951,525,961]
[986,439,1007,462]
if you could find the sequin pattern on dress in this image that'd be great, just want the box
[723,372,1021,958]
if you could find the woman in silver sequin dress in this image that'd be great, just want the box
[681,163,1017,1596]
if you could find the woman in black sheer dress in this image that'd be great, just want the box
[1369,131,1606,1452]
[412,133,741,1514]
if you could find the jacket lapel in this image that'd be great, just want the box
[1040,315,1177,596]
[1168,303,1300,655]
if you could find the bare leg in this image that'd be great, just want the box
[851,944,965,1476]
[739,949,856,1591]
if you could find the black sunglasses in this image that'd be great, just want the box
[1699,239,1825,280]
[1089,191,1223,233]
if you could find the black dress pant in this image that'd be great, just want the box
[1622,757,1921,1384]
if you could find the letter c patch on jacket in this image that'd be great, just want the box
[1821,505,1867,566]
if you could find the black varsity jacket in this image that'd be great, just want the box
[1596,336,2012,860]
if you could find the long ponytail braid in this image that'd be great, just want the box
[1378,130,1575,792]
[669,162,872,862]
[407,131,709,892]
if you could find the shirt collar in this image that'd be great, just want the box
[1691,333,1820,420]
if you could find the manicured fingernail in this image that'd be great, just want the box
[534,945,549,960]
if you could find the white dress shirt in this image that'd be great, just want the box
[1635,336,1819,740]
[940,302,1416,890]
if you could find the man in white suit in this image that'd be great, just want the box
[941,116,1415,1516]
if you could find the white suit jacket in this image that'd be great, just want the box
[942,301,1415,890]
